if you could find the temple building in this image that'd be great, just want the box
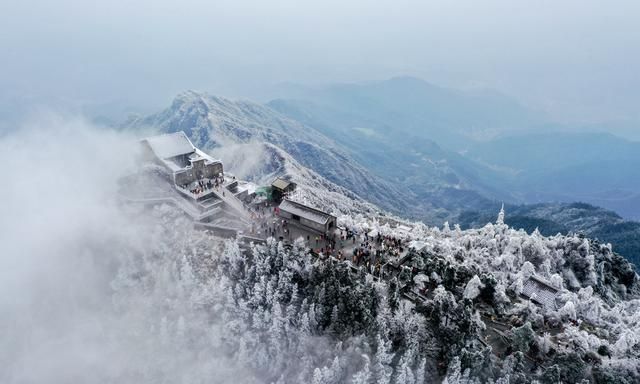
[271,177,297,200]
[140,131,223,187]
[277,198,337,234]
[521,275,560,310]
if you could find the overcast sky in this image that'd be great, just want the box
[1,0,639,123]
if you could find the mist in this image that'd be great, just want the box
[0,117,251,383]
[1,0,640,126]
[0,115,378,384]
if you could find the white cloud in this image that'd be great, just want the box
[0,115,250,383]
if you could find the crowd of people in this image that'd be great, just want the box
[247,200,409,277]
[249,202,293,238]
[182,174,228,196]
[347,231,406,275]
[259,218,292,238]
[311,226,409,279]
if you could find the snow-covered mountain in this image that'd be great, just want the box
[209,140,379,217]
[125,90,640,267]
[5,114,640,384]
[123,89,526,223]
[120,88,539,227]
[126,91,413,216]
[125,91,520,225]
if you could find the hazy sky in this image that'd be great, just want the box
[1,0,639,123]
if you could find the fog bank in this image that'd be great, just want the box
[0,118,247,383]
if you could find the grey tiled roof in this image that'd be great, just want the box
[522,276,559,310]
[272,178,293,191]
[279,199,334,225]
[144,132,195,159]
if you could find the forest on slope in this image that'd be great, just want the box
[103,203,640,383]
[3,124,639,384]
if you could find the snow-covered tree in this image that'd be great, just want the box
[463,275,485,300]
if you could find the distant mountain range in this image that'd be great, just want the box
[466,132,640,219]
[124,80,640,266]
[269,77,640,221]
[268,76,546,147]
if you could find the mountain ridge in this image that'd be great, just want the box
[126,90,413,214]
[124,89,640,267]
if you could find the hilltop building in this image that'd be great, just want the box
[123,131,254,229]
[140,131,224,187]
[130,132,336,241]
[521,275,559,310]
[277,199,337,234]
[271,177,297,200]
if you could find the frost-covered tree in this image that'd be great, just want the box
[511,322,535,354]
[375,334,394,384]
[351,355,372,384]
[463,275,485,300]
[100,195,640,384]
